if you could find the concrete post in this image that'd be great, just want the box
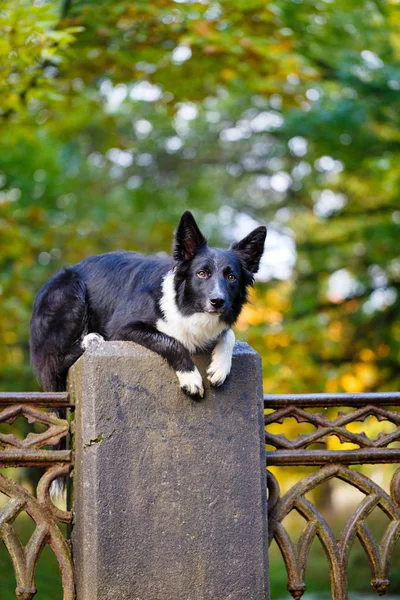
[69,341,269,600]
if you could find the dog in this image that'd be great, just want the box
[30,211,266,398]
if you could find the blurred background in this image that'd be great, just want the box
[0,0,399,598]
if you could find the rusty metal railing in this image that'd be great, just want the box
[0,392,74,600]
[3,389,400,599]
[265,392,400,600]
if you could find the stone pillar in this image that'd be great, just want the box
[69,341,269,600]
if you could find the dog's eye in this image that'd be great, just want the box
[227,273,236,282]
[197,270,208,279]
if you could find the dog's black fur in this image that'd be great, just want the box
[30,211,266,397]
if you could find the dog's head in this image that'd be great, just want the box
[173,211,266,324]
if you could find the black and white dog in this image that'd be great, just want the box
[30,211,266,397]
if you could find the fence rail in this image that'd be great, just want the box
[265,392,400,600]
[0,393,74,600]
[0,392,72,406]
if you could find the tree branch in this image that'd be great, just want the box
[62,0,72,19]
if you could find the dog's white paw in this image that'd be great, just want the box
[82,333,105,350]
[176,368,204,398]
[207,353,232,387]
[207,328,234,387]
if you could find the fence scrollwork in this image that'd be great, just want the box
[265,393,400,599]
[0,393,74,600]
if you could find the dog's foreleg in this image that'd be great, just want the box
[207,328,235,387]
[109,323,204,398]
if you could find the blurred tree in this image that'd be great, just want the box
[1,2,400,595]
[0,0,399,397]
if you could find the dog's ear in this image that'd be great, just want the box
[173,211,207,261]
[231,226,267,273]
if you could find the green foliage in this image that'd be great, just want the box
[0,512,63,599]
[1,0,400,394]
[0,0,82,120]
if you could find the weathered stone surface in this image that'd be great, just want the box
[70,341,269,600]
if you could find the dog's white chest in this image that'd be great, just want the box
[156,271,227,353]
[157,312,226,353]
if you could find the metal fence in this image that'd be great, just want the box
[0,390,399,600]
[0,392,74,600]
[265,392,400,600]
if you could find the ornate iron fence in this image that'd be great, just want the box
[0,392,74,600]
[1,389,400,600]
[265,392,400,600]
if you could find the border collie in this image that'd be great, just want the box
[30,211,266,398]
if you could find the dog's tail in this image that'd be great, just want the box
[30,267,88,393]
[30,267,88,495]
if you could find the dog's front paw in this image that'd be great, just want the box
[207,328,234,387]
[207,354,232,387]
[82,333,105,350]
[176,368,204,398]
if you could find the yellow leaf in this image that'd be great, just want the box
[354,363,378,387]
[360,348,375,361]
[340,374,364,393]
[220,68,235,81]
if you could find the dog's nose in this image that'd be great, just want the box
[210,297,225,309]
